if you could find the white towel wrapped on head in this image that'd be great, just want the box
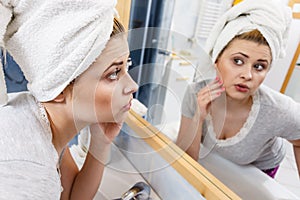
[0,3,12,105]
[205,0,292,63]
[0,0,117,106]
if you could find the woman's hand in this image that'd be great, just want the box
[196,77,225,121]
[92,122,122,144]
[88,122,122,163]
[65,122,123,200]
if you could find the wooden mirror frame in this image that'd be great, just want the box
[116,0,132,30]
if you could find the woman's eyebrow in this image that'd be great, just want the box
[232,52,270,64]
[232,52,249,58]
[257,59,269,64]
[104,61,124,72]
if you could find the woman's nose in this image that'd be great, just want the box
[240,66,253,80]
[123,74,138,94]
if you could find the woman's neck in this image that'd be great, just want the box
[42,102,86,155]
[211,93,253,139]
[213,92,253,113]
[226,94,253,111]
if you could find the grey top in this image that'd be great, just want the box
[0,92,61,199]
[181,81,300,170]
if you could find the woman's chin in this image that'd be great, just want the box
[112,112,129,123]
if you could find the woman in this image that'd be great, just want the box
[0,0,137,199]
[176,0,300,179]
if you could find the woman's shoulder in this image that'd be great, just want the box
[0,91,45,143]
[257,84,299,113]
[0,92,47,133]
[7,91,36,104]
[0,92,37,113]
[0,92,57,166]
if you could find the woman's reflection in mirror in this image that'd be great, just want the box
[176,0,300,179]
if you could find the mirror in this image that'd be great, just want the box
[113,2,241,199]
[124,0,300,199]
[281,42,300,102]
[123,28,300,198]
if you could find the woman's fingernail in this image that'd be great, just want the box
[215,77,219,81]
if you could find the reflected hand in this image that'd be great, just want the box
[196,77,225,121]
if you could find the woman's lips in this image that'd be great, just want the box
[235,84,249,92]
[122,100,132,111]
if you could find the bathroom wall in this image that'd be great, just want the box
[264,0,300,90]
[264,18,300,91]
[170,0,232,51]
[285,54,300,101]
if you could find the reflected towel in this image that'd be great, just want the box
[205,0,292,63]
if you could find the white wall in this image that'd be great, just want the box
[264,18,300,91]
[170,0,233,53]
[171,0,200,40]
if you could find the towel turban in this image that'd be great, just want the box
[205,0,292,63]
[0,0,117,106]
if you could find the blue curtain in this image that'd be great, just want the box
[0,50,28,93]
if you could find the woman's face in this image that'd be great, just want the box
[72,35,138,125]
[215,39,271,101]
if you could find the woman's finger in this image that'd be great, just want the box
[198,78,223,97]
[198,86,224,103]
[207,78,223,91]
[196,82,225,119]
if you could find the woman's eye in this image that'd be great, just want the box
[234,58,243,65]
[108,69,121,80]
[254,64,265,71]
[126,57,132,69]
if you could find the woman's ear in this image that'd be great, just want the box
[53,83,74,103]
[53,92,65,103]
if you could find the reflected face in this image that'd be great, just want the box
[216,39,271,101]
[72,35,138,125]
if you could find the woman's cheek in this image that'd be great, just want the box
[96,86,110,105]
